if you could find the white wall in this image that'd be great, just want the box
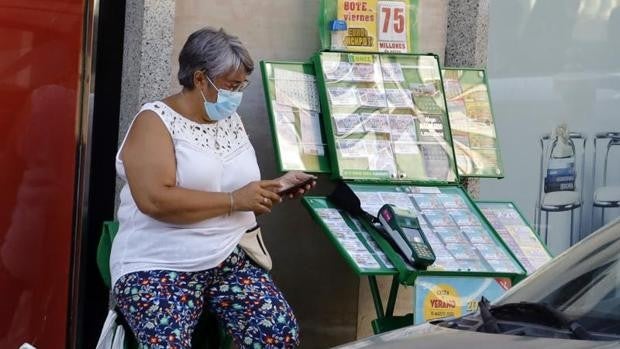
[483,0,620,254]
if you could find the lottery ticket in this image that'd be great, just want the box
[328,87,359,106]
[333,113,364,135]
[357,88,387,107]
[361,113,390,133]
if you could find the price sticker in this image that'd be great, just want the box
[378,1,408,52]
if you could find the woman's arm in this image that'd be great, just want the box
[120,111,282,225]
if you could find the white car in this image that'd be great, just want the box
[335,219,620,349]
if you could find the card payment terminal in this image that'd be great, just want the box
[377,204,436,270]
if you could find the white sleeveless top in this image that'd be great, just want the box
[110,101,260,285]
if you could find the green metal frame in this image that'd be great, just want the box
[367,275,413,334]
[302,188,527,285]
[260,60,331,174]
[312,51,460,184]
[441,67,504,178]
[303,186,528,333]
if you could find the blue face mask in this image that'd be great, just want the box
[200,76,243,121]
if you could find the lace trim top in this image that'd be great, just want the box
[148,101,250,157]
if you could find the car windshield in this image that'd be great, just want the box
[495,219,620,335]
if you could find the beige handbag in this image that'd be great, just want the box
[239,225,272,271]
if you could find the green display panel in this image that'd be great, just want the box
[303,185,526,285]
[349,184,523,275]
[442,68,503,178]
[303,197,397,275]
[314,52,458,183]
[260,61,331,173]
[476,201,553,275]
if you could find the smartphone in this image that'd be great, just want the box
[277,177,316,196]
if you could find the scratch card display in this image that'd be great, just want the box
[477,202,552,274]
[310,185,525,275]
[262,61,331,173]
[315,52,458,182]
[442,68,503,177]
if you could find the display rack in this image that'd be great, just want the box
[304,186,524,285]
[303,185,526,331]
[442,68,503,178]
[314,51,458,183]
[260,6,517,333]
[260,61,331,173]
[476,201,552,276]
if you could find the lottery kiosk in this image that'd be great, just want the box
[260,0,552,334]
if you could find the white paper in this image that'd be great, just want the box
[361,113,390,133]
[337,139,368,158]
[299,110,323,145]
[328,87,359,106]
[333,113,364,135]
[273,68,320,111]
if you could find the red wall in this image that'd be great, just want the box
[0,0,84,347]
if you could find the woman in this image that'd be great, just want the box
[110,27,311,348]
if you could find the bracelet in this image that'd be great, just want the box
[228,192,234,215]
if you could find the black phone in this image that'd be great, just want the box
[277,177,316,196]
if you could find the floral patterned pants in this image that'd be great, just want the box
[113,248,300,348]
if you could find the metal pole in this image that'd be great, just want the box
[544,211,549,245]
[570,209,575,246]
[368,276,385,319]
[385,276,400,318]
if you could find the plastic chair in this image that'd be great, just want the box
[97,221,233,349]
[534,132,586,246]
[591,132,620,230]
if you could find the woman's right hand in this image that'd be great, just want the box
[231,180,282,214]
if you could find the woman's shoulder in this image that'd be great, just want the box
[139,100,169,116]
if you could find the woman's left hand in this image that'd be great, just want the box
[275,171,317,199]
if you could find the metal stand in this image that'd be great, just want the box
[591,132,620,231]
[367,276,414,335]
[534,132,586,246]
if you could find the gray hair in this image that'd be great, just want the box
[178,27,254,89]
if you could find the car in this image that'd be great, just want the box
[334,218,620,349]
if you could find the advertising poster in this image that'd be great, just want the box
[414,276,511,324]
[320,0,420,53]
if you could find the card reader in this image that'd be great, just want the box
[377,204,436,270]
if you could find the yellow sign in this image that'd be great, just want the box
[337,0,411,53]
[423,284,463,321]
[348,53,374,64]
[338,0,378,51]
